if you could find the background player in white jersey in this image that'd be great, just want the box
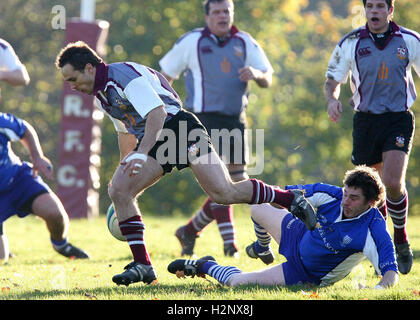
[324,0,420,274]
[56,41,314,286]
[160,0,273,258]
[168,166,399,289]
[0,39,88,262]
[0,38,30,105]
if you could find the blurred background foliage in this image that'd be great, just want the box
[1,0,419,217]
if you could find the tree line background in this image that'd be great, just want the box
[1,0,419,217]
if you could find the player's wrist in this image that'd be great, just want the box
[125,152,147,162]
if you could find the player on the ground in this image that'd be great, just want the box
[168,166,398,289]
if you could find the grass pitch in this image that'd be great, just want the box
[1,204,419,301]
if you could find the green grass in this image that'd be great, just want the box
[1,204,419,300]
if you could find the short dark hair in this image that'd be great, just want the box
[362,0,395,9]
[343,165,385,207]
[203,0,234,15]
[55,41,102,71]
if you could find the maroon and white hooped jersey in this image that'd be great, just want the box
[326,22,420,114]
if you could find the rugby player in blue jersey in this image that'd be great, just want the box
[0,38,29,261]
[160,0,273,258]
[0,39,88,262]
[168,166,399,289]
[0,113,89,261]
[324,0,420,274]
[55,41,314,286]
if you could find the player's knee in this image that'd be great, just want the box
[229,170,248,182]
[108,183,132,203]
[207,188,232,205]
[382,178,405,197]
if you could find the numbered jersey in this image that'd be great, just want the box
[94,62,182,139]
[326,22,420,114]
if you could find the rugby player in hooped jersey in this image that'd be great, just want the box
[160,0,273,258]
[324,0,420,274]
[168,166,399,289]
[55,41,315,286]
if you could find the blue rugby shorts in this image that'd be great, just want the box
[279,214,319,285]
[0,162,50,224]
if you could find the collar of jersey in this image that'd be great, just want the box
[202,25,239,42]
[360,21,400,39]
[93,62,109,95]
[335,206,373,223]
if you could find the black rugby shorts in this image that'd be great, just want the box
[351,110,414,166]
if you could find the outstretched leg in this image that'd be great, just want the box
[32,192,89,259]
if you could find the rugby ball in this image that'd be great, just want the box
[106,203,125,241]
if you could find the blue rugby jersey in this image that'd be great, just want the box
[326,22,420,114]
[286,182,398,286]
[159,26,273,115]
[0,113,27,191]
[93,62,182,139]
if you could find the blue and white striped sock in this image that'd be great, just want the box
[251,217,271,253]
[201,261,242,285]
[51,237,68,251]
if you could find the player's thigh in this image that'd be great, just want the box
[227,264,285,287]
[31,192,67,220]
[250,204,289,244]
[189,151,233,197]
[109,155,164,199]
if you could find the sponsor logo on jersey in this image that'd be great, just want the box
[201,46,213,54]
[378,61,389,80]
[397,46,407,60]
[357,46,372,57]
[340,235,353,247]
[233,45,243,57]
[286,217,296,229]
[220,57,231,73]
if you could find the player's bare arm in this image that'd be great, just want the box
[324,77,343,122]
[238,66,272,88]
[0,67,30,86]
[121,105,167,176]
[20,121,54,180]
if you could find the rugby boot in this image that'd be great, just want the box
[245,241,275,265]
[112,261,157,286]
[395,242,413,275]
[56,243,89,259]
[288,189,318,231]
[224,243,239,257]
[167,256,215,278]
[175,225,198,256]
